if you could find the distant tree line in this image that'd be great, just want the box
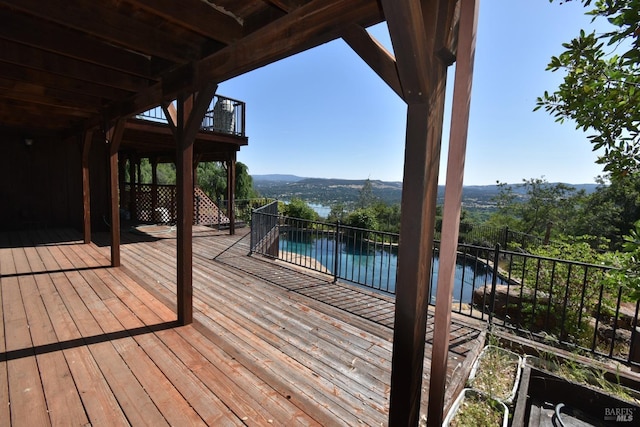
[280,173,639,252]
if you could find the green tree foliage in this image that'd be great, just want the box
[344,208,379,230]
[371,201,401,233]
[605,220,640,300]
[234,162,258,200]
[282,198,319,221]
[130,159,257,200]
[196,162,227,199]
[356,178,377,209]
[327,202,348,223]
[564,174,640,249]
[488,178,580,237]
[196,161,258,201]
[435,206,476,237]
[156,163,177,184]
[537,0,640,177]
[513,237,616,345]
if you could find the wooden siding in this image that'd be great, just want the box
[0,226,484,425]
[0,134,82,230]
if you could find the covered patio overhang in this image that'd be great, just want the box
[0,0,480,424]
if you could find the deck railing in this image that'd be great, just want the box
[250,201,279,257]
[437,223,552,251]
[250,207,640,366]
[135,94,246,137]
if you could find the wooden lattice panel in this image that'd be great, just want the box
[194,186,229,225]
[125,183,228,225]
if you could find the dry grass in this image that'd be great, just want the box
[450,393,504,427]
[469,346,519,401]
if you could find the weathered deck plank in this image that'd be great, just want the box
[115,230,388,425]
[0,240,13,426]
[2,252,51,426]
[0,227,485,426]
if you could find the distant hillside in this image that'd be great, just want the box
[252,174,306,183]
[252,175,600,212]
[253,176,403,205]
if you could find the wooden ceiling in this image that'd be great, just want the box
[0,0,384,135]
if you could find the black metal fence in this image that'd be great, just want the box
[438,223,550,251]
[250,207,640,366]
[250,201,279,257]
[217,198,274,225]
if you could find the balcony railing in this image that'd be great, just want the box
[135,94,246,137]
[250,206,640,367]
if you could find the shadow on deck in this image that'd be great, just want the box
[0,226,486,426]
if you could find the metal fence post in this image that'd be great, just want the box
[488,243,501,327]
[333,221,341,283]
[249,209,255,255]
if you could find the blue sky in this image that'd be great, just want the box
[218,0,612,185]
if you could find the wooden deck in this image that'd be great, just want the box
[0,226,485,426]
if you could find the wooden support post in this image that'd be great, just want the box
[118,156,126,217]
[427,1,479,425]
[226,153,236,235]
[390,99,446,426]
[193,155,201,225]
[107,119,125,267]
[81,130,93,244]
[165,83,217,325]
[151,157,159,223]
[381,0,458,425]
[129,154,137,220]
[175,93,193,324]
[136,157,142,184]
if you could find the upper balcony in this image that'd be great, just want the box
[136,94,246,138]
[120,94,247,162]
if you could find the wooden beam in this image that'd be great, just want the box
[175,93,191,324]
[341,24,403,99]
[81,131,93,244]
[0,39,150,92]
[128,154,137,219]
[194,0,382,89]
[427,0,479,425]
[263,0,307,13]
[0,98,93,120]
[0,107,80,131]
[380,0,435,102]
[226,154,236,235]
[0,0,202,63]
[174,83,217,325]
[126,0,242,45]
[118,156,127,224]
[100,0,383,123]
[0,7,153,78]
[151,157,159,222]
[107,119,126,267]
[161,101,178,135]
[0,62,131,101]
[382,0,456,425]
[438,0,462,65]
[0,77,102,113]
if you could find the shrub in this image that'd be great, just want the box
[282,198,318,221]
[344,208,379,231]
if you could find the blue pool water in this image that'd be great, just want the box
[279,236,501,303]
